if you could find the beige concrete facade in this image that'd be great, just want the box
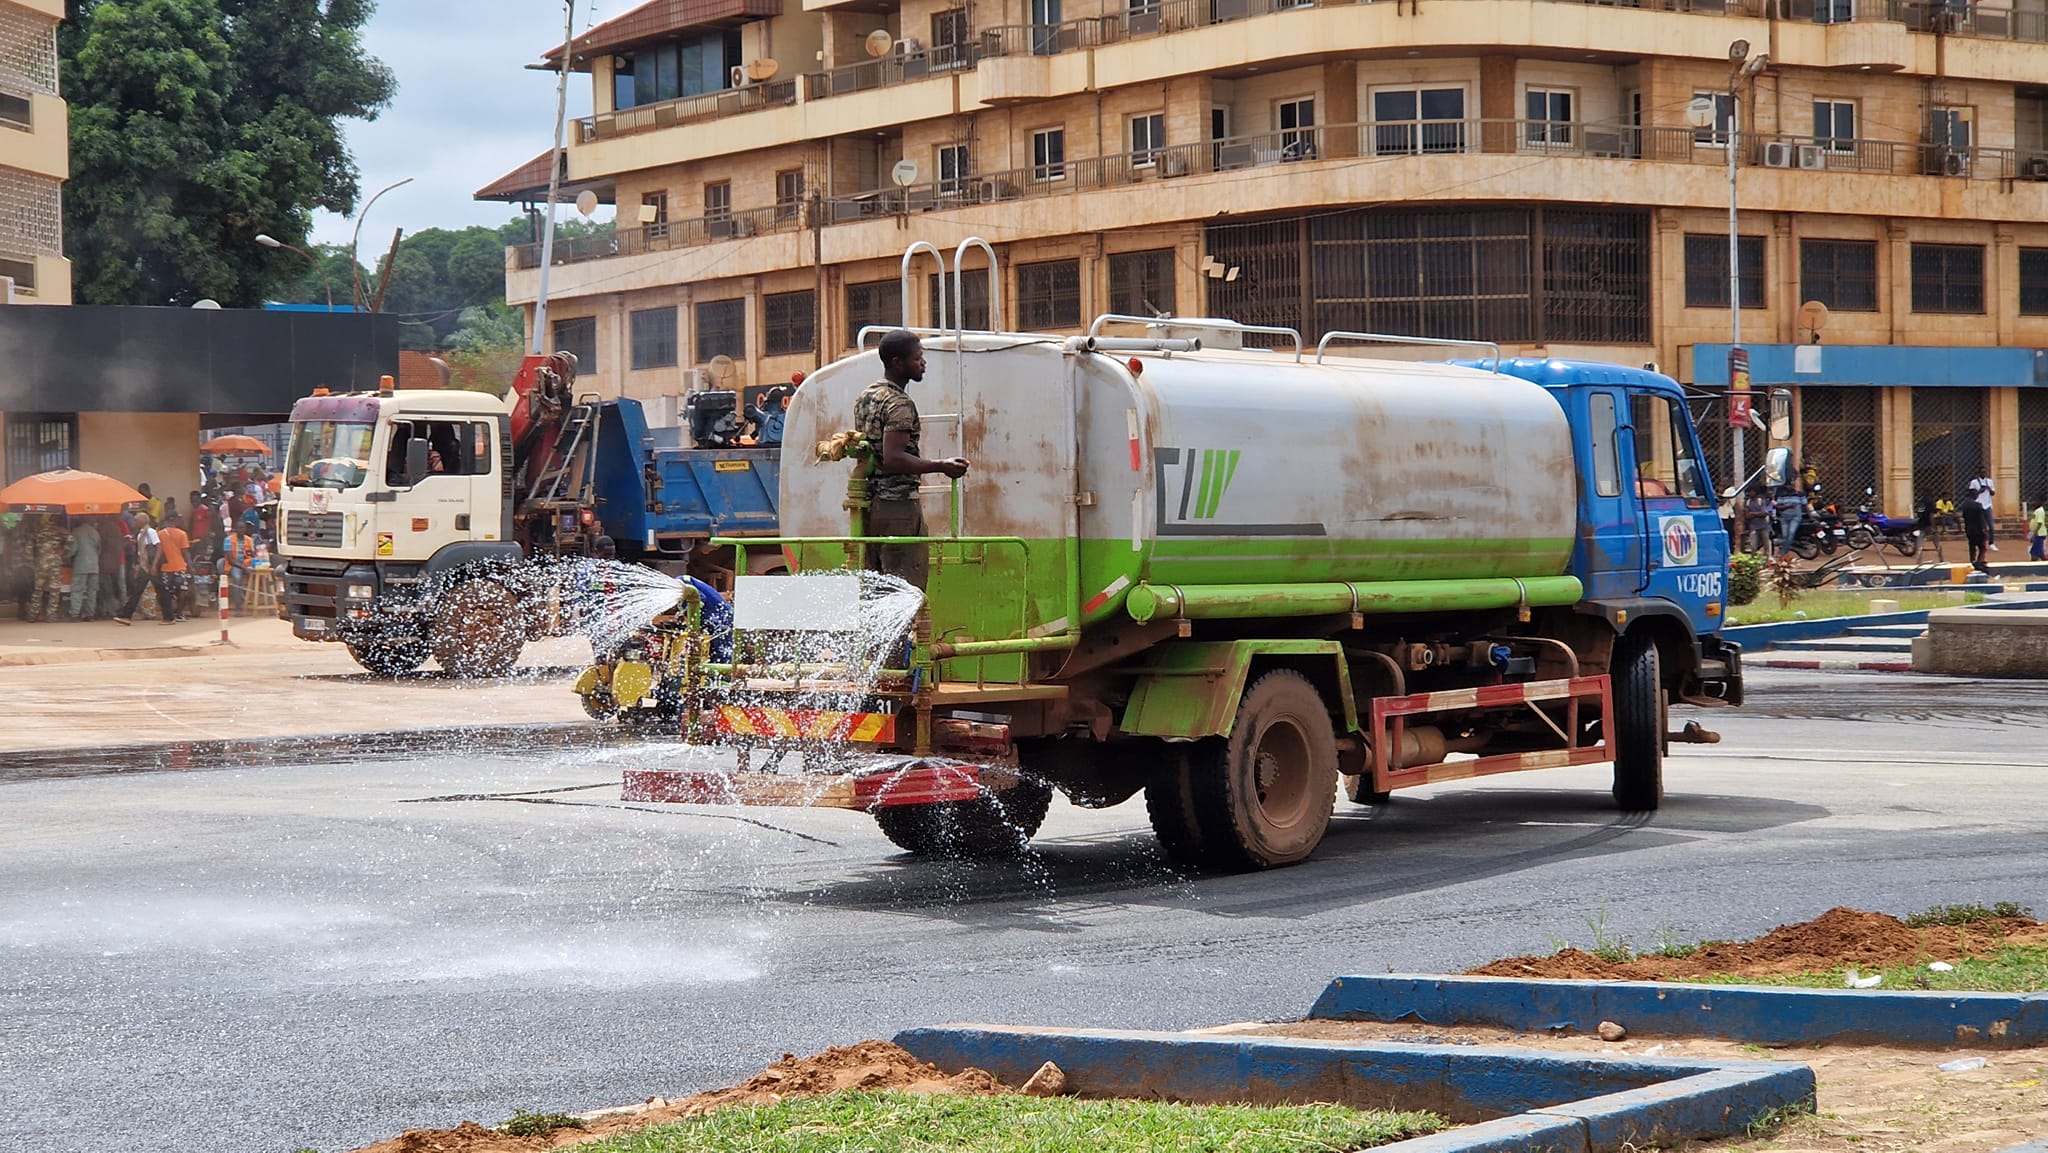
[495,0,2048,519]
[0,0,70,305]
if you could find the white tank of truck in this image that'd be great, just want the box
[778,331,1577,625]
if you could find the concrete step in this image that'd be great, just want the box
[1846,624,1932,637]
[1748,648,1915,672]
[1772,635,1915,654]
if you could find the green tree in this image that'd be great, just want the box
[61,0,394,306]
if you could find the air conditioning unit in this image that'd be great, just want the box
[1796,143,1826,170]
[730,65,750,88]
[894,37,923,58]
[1761,141,1794,168]
[1925,146,1969,176]
[2025,156,2048,181]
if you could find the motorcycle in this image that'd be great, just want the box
[1769,504,1841,560]
[1848,487,1923,557]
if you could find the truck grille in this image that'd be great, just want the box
[285,511,344,548]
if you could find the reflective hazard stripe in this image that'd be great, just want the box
[714,706,895,743]
[1082,575,1132,615]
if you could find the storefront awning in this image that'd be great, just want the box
[1687,343,2048,388]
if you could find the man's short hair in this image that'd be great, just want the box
[878,329,921,371]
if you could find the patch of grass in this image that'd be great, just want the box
[1686,944,2048,994]
[1903,901,2033,928]
[575,1091,1445,1153]
[498,1110,587,1137]
[1724,588,1983,627]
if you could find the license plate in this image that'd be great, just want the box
[303,619,325,632]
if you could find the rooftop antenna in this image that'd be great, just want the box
[531,0,577,355]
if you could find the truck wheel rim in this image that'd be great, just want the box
[1252,720,1312,828]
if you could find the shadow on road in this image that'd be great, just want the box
[774,789,1830,926]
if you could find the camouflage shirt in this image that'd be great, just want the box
[854,379,922,502]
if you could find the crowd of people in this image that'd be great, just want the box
[1,463,280,625]
[1732,465,2048,574]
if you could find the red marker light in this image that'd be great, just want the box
[1127,357,1144,376]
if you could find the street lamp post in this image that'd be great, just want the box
[349,177,415,311]
[1709,41,1771,482]
[256,233,334,311]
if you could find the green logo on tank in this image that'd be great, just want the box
[1154,447,1326,538]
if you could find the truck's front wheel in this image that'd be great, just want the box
[1182,670,1338,871]
[431,580,524,678]
[347,639,427,678]
[872,777,1053,859]
[1610,632,1666,811]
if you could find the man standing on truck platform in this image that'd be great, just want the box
[855,330,969,590]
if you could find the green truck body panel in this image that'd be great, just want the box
[1121,639,1356,740]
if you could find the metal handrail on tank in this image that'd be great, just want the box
[1088,314,1304,362]
[953,237,1000,336]
[901,242,946,335]
[1314,331,1502,372]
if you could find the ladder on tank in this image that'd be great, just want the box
[526,394,602,506]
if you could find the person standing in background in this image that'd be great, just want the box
[113,512,166,625]
[69,516,101,621]
[28,515,69,622]
[98,514,128,619]
[2029,496,2046,562]
[1971,473,1997,552]
[139,483,162,526]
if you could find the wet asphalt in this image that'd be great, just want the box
[4,667,2046,1153]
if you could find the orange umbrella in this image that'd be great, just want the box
[202,434,272,456]
[267,474,283,495]
[0,469,146,515]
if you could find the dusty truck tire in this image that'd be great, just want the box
[1185,670,1339,871]
[1145,745,1210,867]
[431,580,524,678]
[347,639,427,677]
[873,777,1054,859]
[1610,632,1666,811]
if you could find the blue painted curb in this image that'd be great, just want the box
[1309,975,2048,1048]
[1725,594,2048,649]
[892,1025,1812,1153]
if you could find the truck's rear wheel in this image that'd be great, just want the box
[1611,632,1666,811]
[432,580,523,678]
[347,639,427,678]
[1184,670,1338,871]
[1144,745,1208,866]
[872,777,1053,859]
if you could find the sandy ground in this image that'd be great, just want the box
[0,616,594,752]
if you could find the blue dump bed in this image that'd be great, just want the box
[588,398,781,551]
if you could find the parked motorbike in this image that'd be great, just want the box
[1849,487,1923,557]
[1769,506,1841,560]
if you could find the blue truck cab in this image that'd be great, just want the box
[1475,358,1744,709]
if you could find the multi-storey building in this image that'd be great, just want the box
[482,0,2048,519]
[0,0,67,306]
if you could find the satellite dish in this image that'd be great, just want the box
[191,299,222,310]
[575,189,599,217]
[708,354,738,385]
[865,28,895,57]
[746,58,779,81]
[890,159,920,187]
[1798,299,1831,334]
[1684,96,1717,130]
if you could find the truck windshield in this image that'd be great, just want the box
[285,421,376,490]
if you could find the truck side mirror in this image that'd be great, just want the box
[404,437,430,485]
[1764,445,1792,488]
[1768,389,1792,443]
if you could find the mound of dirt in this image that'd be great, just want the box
[349,1041,1007,1153]
[1470,906,2048,981]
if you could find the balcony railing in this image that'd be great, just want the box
[1900,0,2048,39]
[576,79,799,144]
[516,118,2048,270]
[802,43,983,101]
[512,204,804,270]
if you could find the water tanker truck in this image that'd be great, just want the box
[273,353,780,677]
[613,251,1741,870]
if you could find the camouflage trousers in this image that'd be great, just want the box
[30,567,64,622]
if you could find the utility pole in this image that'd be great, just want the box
[532,0,577,354]
[811,189,825,366]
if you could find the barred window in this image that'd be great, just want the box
[1683,234,1765,309]
[1911,243,1984,314]
[1800,239,1879,312]
[1109,249,1177,317]
[845,279,903,347]
[2020,248,2048,316]
[551,316,597,372]
[1797,387,1879,505]
[694,298,746,362]
[763,290,815,356]
[629,307,677,370]
[1016,259,1082,329]
[928,270,992,330]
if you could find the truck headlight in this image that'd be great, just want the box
[348,584,375,599]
